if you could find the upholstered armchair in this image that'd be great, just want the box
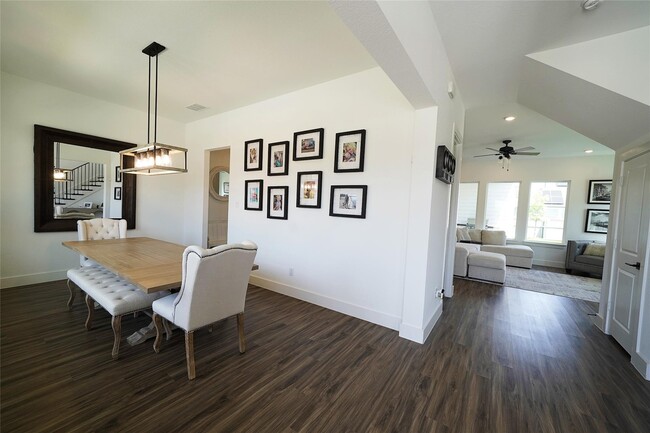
[66,218,127,308]
[152,241,258,380]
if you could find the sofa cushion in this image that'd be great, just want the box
[468,229,483,243]
[583,243,606,257]
[481,230,506,246]
[481,244,534,258]
[575,254,604,267]
[467,251,506,269]
[456,227,471,242]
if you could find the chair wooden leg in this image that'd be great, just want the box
[85,294,94,330]
[66,279,76,309]
[185,331,196,380]
[153,313,164,353]
[237,312,246,354]
[111,315,122,360]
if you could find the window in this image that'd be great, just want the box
[457,182,478,227]
[485,182,520,239]
[526,181,569,243]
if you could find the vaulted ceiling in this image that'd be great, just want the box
[2,1,648,158]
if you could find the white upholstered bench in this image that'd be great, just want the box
[467,251,506,284]
[67,266,169,359]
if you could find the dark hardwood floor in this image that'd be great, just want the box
[2,278,649,432]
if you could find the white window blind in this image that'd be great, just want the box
[485,182,520,238]
[526,181,569,243]
[457,182,478,226]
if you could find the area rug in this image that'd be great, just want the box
[504,267,601,302]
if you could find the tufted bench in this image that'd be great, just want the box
[467,251,506,284]
[67,266,169,359]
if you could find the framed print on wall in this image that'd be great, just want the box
[329,185,367,219]
[293,128,324,161]
[334,129,366,173]
[244,139,263,171]
[588,179,612,204]
[296,171,322,208]
[113,187,121,201]
[585,209,609,233]
[115,166,121,182]
[268,141,290,176]
[267,186,289,220]
[244,179,264,211]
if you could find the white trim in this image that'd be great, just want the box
[592,313,606,333]
[631,351,650,381]
[398,301,443,343]
[249,275,401,331]
[1,270,68,289]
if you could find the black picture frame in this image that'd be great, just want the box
[268,141,290,176]
[588,179,612,204]
[334,129,366,173]
[244,139,263,171]
[293,128,324,161]
[585,209,609,234]
[115,166,122,183]
[114,187,122,201]
[296,171,323,208]
[244,179,264,211]
[329,185,367,219]
[267,186,289,220]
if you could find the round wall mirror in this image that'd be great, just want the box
[209,166,229,201]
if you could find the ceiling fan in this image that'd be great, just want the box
[474,140,540,170]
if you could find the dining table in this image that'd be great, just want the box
[62,237,186,293]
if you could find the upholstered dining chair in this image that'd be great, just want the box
[66,218,127,308]
[152,241,258,380]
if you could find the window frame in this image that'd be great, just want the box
[525,180,571,245]
[485,181,521,240]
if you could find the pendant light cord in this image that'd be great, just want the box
[147,56,151,144]
[154,53,158,145]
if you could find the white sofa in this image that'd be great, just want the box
[456,227,534,269]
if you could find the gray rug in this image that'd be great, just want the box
[504,267,601,302]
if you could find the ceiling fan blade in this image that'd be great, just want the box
[515,152,540,156]
[474,153,500,158]
[486,147,500,152]
[514,146,534,152]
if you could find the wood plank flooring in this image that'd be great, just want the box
[2,278,649,432]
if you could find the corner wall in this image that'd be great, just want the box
[185,68,416,330]
[0,72,186,288]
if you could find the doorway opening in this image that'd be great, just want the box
[207,148,230,247]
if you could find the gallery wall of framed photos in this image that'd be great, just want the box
[585,179,611,234]
[242,128,369,220]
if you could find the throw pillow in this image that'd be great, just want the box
[468,229,482,243]
[584,243,606,257]
[456,227,471,241]
[482,230,506,246]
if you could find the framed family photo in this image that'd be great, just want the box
[296,171,322,208]
[244,139,263,171]
[585,209,609,234]
[115,166,121,183]
[267,186,289,220]
[329,185,367,219]
[113,187,121,201]
[334,129,366,173]
[293,128,324,161]
[268,141,290,176]
[244,179,264,211]
[588,179,612,204]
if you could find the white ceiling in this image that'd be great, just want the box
[0,1,376,123]
[2,1,648,159]
[429,0,650,158]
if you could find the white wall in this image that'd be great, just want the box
[460,155,614,267]
[0,72,185,288]
[186,68,416,331]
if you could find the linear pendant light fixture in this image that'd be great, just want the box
[120,42,188,175]
[53,142,73,182]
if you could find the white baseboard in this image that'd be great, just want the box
[398,300,443,344]
[1,270,68,289]
[592,314,606,332]
[249,275,401,331]
[631,352,650,381]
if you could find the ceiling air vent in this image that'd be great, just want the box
[186,104,207,111]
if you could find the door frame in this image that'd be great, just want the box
[599,140,650,380]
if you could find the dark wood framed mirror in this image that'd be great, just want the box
[34,125,137,232]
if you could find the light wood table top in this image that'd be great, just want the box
[63,237,186,293]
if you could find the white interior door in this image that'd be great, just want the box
[609,150,650,354]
